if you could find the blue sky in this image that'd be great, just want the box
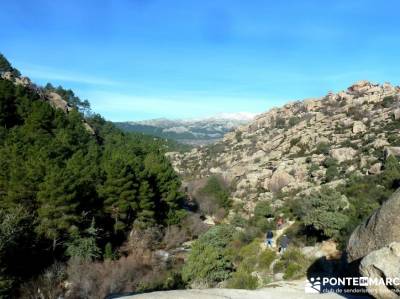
[1,0,400,121]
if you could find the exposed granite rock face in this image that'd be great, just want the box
[83,121,96,135]
[393,109,400,120]
[1,71,14,80]
[46,92,72,113]
[330,147,357,163]
[14,76,31,87]
[368,162,382,175]
[373,138,390,149]
[352,121,367,134]
[168,81,400,214]
[268,170,294,193]
[384,146,400,159]
[359,242,400,299]
[347,189,400,263]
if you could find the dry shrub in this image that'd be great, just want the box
[163,225,187,250]
[162,213,208,250]
[65,250,184,299]
[20,227,190,299]
[214,208,227,223]
[197,196,219,215]
[186,179,219,215]
[181,213,208,238]
[65,227,183,298]
[18,262,66,299]
[121,227,163,255]
[66,251,159,299]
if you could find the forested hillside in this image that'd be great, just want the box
[0,55,189,298]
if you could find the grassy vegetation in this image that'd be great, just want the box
[273,248,310,280]
[284,155,400,248]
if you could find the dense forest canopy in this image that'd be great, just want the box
[0,55,187,297]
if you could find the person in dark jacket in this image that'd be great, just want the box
[265,230,274,247]
[280,234,289,253]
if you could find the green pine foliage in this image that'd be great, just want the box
[0,76,186,296]
[296,187,349,239]
[182,225,235,286]
[36,167,81,250]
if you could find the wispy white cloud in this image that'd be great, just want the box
[20,64,119,86]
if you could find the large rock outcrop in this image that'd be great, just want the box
[359,242,400,299]
[168,81,400,214]
[268,170,294,193]
[46,91,72,113]
[347,189,400,263]
[330,147,357,163]
[384,147,400,159]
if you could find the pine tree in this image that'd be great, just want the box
[143,153,185,224]
[65,146,101,219]
[36,167,80,250]
[98,156,139,232]
[136,180,156,228]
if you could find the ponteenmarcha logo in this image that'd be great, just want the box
[304,276,400,294]
[304,277,321,293]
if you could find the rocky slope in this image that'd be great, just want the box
[115,113,256,145]
[168,81,400,213]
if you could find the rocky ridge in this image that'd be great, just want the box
[168,81,400,213]
[0,70,95,134]
[116,113,256,146]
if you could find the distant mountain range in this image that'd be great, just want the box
[115,112,257,145]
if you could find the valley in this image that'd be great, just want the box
[1,56,400,299]
[115,113,255,146]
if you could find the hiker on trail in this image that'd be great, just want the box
[276,217,284,230]
[265,230,273,248]
[279,234,289,254]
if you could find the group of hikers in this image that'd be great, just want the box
[265,216,289,254]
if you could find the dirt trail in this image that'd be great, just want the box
[262,220,295,250]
